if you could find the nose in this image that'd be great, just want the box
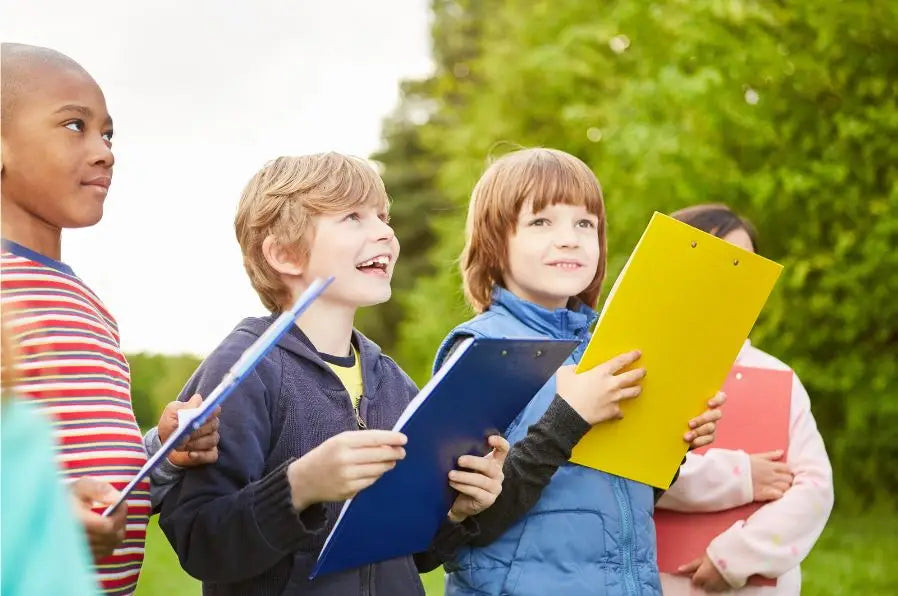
[88,134,115,169]
[373,216,395,244]
[553,223,580,248]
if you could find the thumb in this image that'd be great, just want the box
[73,478,120,506]
[486,435,510,465]
[762,487,784,501]
[183,394,203,409]
[756,450,784,461]
[677,557,702,574]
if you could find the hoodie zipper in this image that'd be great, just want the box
[323,339,372,591]
[354,399,367,429]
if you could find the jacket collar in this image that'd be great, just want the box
[489,285,597,341]
[235,315,385,399]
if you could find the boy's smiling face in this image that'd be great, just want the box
[1,62,114,230]
[301,203,399,309]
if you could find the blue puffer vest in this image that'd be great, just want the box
[433,287,661,596]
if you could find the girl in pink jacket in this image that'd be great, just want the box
[657,204,834,595]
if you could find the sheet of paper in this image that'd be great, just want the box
[177,407,202,431]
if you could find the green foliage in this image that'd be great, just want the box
[356,82,452,353]
[375,0,898,504]
[128,352,202,429]
[355,0,498,356]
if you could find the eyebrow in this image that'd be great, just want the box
[54,104,114,128]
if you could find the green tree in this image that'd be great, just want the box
[359,0,499,358]
[128,353,202,429]
[387,0,898,503]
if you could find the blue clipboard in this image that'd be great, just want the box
[311,337,577,578]
[102,276,334,516]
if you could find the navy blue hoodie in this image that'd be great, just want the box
[160,316,475,595]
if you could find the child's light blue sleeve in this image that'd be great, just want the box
[143,426,183,510]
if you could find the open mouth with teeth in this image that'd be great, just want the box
[356,255,391,274]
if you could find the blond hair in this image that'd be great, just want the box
[461,147,607,312]
[235,152,389,312]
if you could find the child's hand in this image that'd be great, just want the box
[750,450,793,501]
[684,391,726,449]
[447,435,510,523]
[556,350,644,425]
[70,477,127,562]
[287,430,407,510]
[158,394,221,467]
[678,554,732,592]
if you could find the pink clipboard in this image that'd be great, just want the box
[654,365,793,587]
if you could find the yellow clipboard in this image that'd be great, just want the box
[570,212,783,488]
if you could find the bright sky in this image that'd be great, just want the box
[1,0,434,355]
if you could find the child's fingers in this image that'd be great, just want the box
[486,435,510,466]
[183,431,220,452]
[760,487,785,500]
[191,416,220,437]
[773,471,794,484]
[345,445,406,464]
[687,434,713,449]
[343,461,397,481]
[772,463,792,475]
[456,454,502,478]
[677,557,703,574]
[691,421,717,438]
[339,429,408,448]
[81,510,116,535]
[707,391,727,407]
[684,421,717,444]
[71,476,119,506]
[771,479,792,493]
[449,468,502,491]
[754,449,785,461]
[600,350,642,375]
[616,385,642,401]
[449,482,493,505]
[345,476,383,496]
[186,447,219,464]
[614,367,646,387]
[688,408,722,429]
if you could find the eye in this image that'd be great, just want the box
[343,212,361,222]
[64,120,85,132]
[379,212,391,224]
[528,218,550,227]
[577,219,596,229]
[102,129,114,142]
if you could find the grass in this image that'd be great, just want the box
[801,506,898,595]
[135,518,200,595]
[136,507,897,595]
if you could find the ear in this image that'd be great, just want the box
[261,235,303,276]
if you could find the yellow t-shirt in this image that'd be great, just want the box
[326,345,363,409]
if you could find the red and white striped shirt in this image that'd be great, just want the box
[1,240,150,596]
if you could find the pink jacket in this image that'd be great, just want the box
[657,341,834,595]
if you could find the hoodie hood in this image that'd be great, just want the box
[233,315,388,401]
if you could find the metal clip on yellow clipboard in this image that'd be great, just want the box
[570,212,783,488]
